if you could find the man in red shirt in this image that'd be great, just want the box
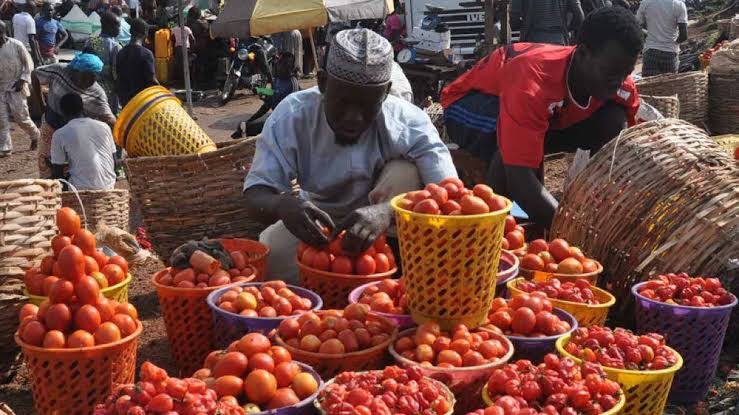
[441,7,643,228]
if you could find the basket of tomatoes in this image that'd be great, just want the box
[388,322,514,414]
[515,238,603,285]
[315,366,455,415]
[219,239,270,281]
[481,296,577,362]
[207,280,323,348]
[633,273,737,404]
[274,304,399,380]
[508,278,615,327]
[192,332,322,415]
[501,214,527,256]
[24,207,133,305]
[495,250,520,299]
[296,233,397,309]
[348,278,414,329]
[556,326,683,415]
[390,179,512,330]
[478,354,626,415]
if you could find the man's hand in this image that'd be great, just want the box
[331,203,393,255]
[12,80,26,92]
[277,196,335,247]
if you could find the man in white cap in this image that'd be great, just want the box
[243,28,457,283]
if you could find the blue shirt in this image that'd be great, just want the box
[244,87,457,218]
[117,18,131,46]
[34,16,61,49]
[268,77,299,110]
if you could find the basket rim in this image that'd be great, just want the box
[206,282,324,321]
[274,312,399,359]
[481,383,626,413]
[390,193,512,219]
[24,273,133,301]
[555,334,684,375]
[151,266,257,294]
[497,251,520,285]
[484,306,578,342]
[389,327,514,374]
[296,260,397,280]
[15,320,143,353]
[347,280,411,322]
[631,281,738,311]
[507,277,616,309]
[519,260,603,279]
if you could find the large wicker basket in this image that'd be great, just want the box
[636,71,708,127]
[640,94,680,119]
[124,138,265,261]
[61,189,130,232]
[708,73,739,134]
[551,119,738,318]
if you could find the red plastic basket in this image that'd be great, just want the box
[219,238,269,281]
[297,260,396,309]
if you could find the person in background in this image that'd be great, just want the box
[511,0,585,45]
[441,7,643,228]
[33,52,116,177]
[274,29,302,76]
[85,11,122,113]
[12,0,41,65]
[186,6,208,84]
[35,2,69,64]
[383,3,404,54]
[116,18,156,107]
[636,0,687,76]
[55,0,75,19]
[0,21,39,156]
[51,93,116,190]
[172,20,194,82]
[300,27,315,77]
[111,6,131,46]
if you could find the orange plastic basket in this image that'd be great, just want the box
[152,266,255,376]
[297,261,397,309]
[390,194,511,330]
[506,277,616,327]
[518,260,603,285]
[15,322,142,415]
[219,239,270,281]
[274,312,399,380]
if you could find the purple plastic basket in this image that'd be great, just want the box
[250,361,323,415]
[632,282,737,404]
[502,307,578,363]
[207,282,323,349]
[495,251,520,298]
[348,280,415,329]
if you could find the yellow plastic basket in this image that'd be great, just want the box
[481,383,625,413]
[390,194,511,330]
[712,134,738,157]
[517,260,603,285]
[24,274,132,306]
[506,277,616,327]
[113,86,216,157]
[556,334,684,415]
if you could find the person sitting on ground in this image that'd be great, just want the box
[35,2,69,64]
[231,51,300,139]
[51,93,116,190]
[441,7,643,228]
[636,0,688,76]
[116,18,157,107]
[242,28,457,284]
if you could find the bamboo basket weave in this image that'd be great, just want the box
[640,94,680,119]
[61,189,130,232]
[550,119,738,317]
[124,138,265,261]
[708,73,739,135]
[636,71,708,127]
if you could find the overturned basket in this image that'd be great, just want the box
[61,188,130,232]
[636,71,708,127]
[640,94,680,119]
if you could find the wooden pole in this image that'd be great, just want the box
[501,0,511,44]
[484,0,495,45]
[177,0,194,115]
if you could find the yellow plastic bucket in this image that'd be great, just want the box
[24,273,132,306]
[113,86,216,157]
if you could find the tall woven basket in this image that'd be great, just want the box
[708,73,739,135]
[636,71,708,127]
[124,138,266,261]
[61,189,130,232]
[640,94,680,119]
[0,179,60,380]
[551,119,738,318]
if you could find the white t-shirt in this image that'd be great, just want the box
[51,118,117,190]
[636,0,688,53]
[12,12,36,51]
[172,26,192,49]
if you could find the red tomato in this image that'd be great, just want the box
[413,198,440,215]
[355,255,377,275]
[459,195,489,215]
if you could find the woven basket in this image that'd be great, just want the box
[708,73,739,134]
[551,119,739,318]
[124,138,266,261]
[636,71,708,127]
[61,189,130,232]
[640,94,680,119]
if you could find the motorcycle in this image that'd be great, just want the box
[220,37,276,105]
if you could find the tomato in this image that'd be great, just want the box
[212,351,249,378]
[489,310,513,331]
[267,388,300,410]
[21,320,47,346]
[111,314,137,337]
[511,308,536,335]
[51,235,72,257]
[102,264,125,286]
[94,322,122,345]
[557,258,584,274]
[76,276,101,305]
[72,229,97,255]
[75,304,102,332]
[67,330,95,348]
[146,394,174,412]
[472,184,495,201]
[245,369,278,405]
[355,255,377,275]
[459,195,489,215]
[548,239,571,262]
[57,244,85,281]
[331,256,354,274]
[48,279,74,304]
[56,207,81,236]
[405,190,432,204]
[312,251,331,271]
[107,256,129,275]
[292,372,318,399]
[520,254,544,271]
[425,183,449,206]
[505,231,525,250]
[45,303,72,331]
[413,198,441,215]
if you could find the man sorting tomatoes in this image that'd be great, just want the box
[441,7,643,228]
[243,29,457,284]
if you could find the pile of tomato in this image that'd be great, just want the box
[563,326,679,371]
[502,215,526,251]
[392,322,510,368]
[215,280,314,317]
[277,304,395,354]
[356,279,408,315]
[515,279,601,305]
[397,179,508,216]
[484,296,572,338]
[637,273,735,307]
[317,366,453,415]
[516,239,600,275]
[156,250,256,288]
[191,332,319,412]
[298,233,395,276]
[94,362,245,415]
[476,355,623,415]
